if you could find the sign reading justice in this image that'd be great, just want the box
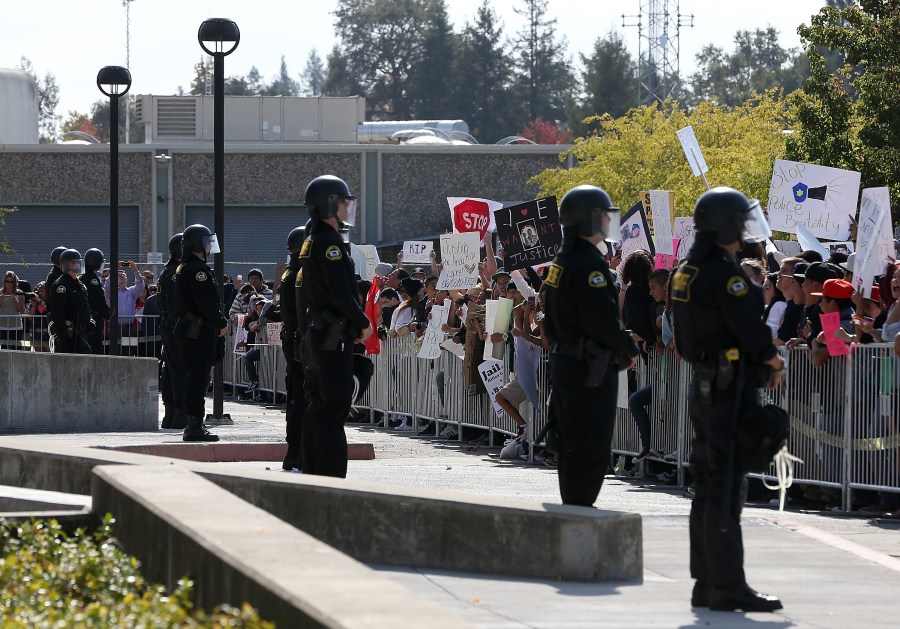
[492,197,562,271]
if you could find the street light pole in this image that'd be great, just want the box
[199,18,240,421]
[97,66,132,357]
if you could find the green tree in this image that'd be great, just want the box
[189,57,212,95]
[246,66,264,94]
[511,0,573,125]
[85,98,144,144]
[530,92,793,213]
[321,45,365,97]
[333,0,428,118]
[570,31,637,135]
[301,49,326,96]
[264,56,301,96]
[0,207,17,254]
[410,0,461,119]
[788,1,900,214]
[19,57,60,143]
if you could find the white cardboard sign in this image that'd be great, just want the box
[676,125,709,177]
[403,240,433,264]
[436,231,480,290]
[417,303,449,360]
[482,297,514,361]
[854,187,893,299]
[478,359,507,420]
[649,190,674,255]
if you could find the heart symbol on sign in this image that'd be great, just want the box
[521,209,529,216]
[464,263,477,274]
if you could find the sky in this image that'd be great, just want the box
[0,0,830,120]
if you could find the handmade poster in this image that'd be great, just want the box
[673,217,696,258]
[403,240,433,264]
[436,231,480,290]
[795,223,830,260]
[854,187,893,299]
[773,240,802,257]
[266,322,282,347]
[617,201,656,261]
[233,315,248,355]
[819,311,851,357]
[676,125,709,177]
[349,243,380,281]
[482,297,514,361]
[448,197,504,240]
[766,159,860,240]
[654,239,680,270]
[649,190,675,255]
[493,197,562,271]
[418,303,449,360]
[440,337,465,359]
[478,359,507,419]
[639,190,675,237]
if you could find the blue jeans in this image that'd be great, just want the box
[245,348,261,382]
[628,384,653,451]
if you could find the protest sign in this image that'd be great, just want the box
[266,322,282,346]
[854,187,893,299]
[403,240,433,264]
[349,243,380,281]
[766,159,860,240]
[493,197,562,271]
[233,315,248,355]
[617,370,629,409]
[418,302,449,360]
[819,312,851,357]
[478,359,507,420]
[448,197,504,240]
[795,223,830,260]
[648,190,675,255]
[654,239,680,270]
[773,240,802,257]
[440,337,465,359]
[618,201,655,261]
[676,125,709,178]
[673,217,696,258]
[482,297,514,361]
[827,241,854,255]
[436,231,480,290]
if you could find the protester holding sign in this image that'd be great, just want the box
[542,185,639,508]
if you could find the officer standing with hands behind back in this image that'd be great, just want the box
[158,233,188,429]
[50,249,94,354]
[299,175,372,478]
[669,187,785,613]
[80,248,110,354]
[174,224,227,443]
[543,185,639,507]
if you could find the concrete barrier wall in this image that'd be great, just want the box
[0,352,158,433]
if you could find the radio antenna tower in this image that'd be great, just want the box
[623,1,694,106]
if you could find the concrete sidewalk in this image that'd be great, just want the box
[3,396,900,627]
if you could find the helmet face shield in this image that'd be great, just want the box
[205,234,221,255]
[605,207,621,240]
[741,200,771,243]
[341,198,358,227]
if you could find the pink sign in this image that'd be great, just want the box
[819,311,851,356]
[654,238,680,270]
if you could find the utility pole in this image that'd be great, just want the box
[623,1,694,106]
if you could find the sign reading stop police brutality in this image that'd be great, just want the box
[447,197,503,240]
[492,197,562,271]
[766,159,861,240]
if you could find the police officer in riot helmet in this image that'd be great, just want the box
[45,245,68,333]
[50,249,94,354]
[542,185,639,507]
[669,187,785,612]
[79,248,111,354]
[174,224,227,442]
[280,222,309,471]
[299,175,372,477]
[158,233,189,429]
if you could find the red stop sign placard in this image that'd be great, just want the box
[452,199,491,240]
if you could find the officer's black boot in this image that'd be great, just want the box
[183,416,219,442]
[171,409,189,430]
[161,413,173,429]
[709,583,782,612]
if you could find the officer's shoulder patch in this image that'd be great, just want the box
[726,275,749,297]
[325,245,343,261]
[92,278,100,286]
[588,270,608,288]
[294,268,303,286]
[544,263,563,288]
[55,285,66,294]
[195,271,208,282]
[670,264,699,302]
[281,269,291,282]
[299,239,312,259]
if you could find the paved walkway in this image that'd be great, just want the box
[3,397,900,627]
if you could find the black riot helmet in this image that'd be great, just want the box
[83,248,105,272]
[287,225,306,256]
[60,248,83,275]
[304,175,356,222]
[51,246,68,267]
[168,232,183,259]
[559,185,621,239]
[694,187,771,245]
[181,224,220,259]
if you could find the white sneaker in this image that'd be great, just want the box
[394,421,413,431]
[439,425,459,438]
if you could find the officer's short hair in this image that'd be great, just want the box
[248,268,264,280]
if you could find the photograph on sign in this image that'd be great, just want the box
[447,197,503,240]
[493,197,561,271]
[403,240,433,264]
[436,231,480,290]
[676,125,709,176]
[766,159,860,240]
[617,201,655,260]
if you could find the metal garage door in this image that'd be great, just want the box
[0,205,140,288]
[184,205,305,286]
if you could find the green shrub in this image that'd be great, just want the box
[0,515,274,628]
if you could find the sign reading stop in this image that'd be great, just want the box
[452,198,491,239]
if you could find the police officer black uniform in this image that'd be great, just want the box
[543,185,639,507]
[298,175,372,478]
[280,224,308,471]
[79,248,111,354]
[50,249,94,354]
[174,224,227,442]
[45,246,68,337]
[158,233,188,429]
[669,187,785,612]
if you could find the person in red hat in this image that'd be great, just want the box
[810,279,856,365]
